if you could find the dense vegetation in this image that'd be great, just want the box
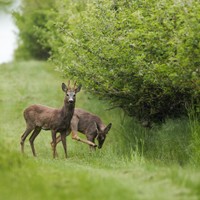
[0,0,13,8]
[1,0,199,199]
[12,0,200,166]
[13,0,54,59]
[0,61,200,200]
[0,1,199,198]
[14,0,200,125]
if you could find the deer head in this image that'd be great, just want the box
[96,123,112,149]
[62,81,82,104]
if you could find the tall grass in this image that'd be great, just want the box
[111,115,192,165]
[188,104,200,165]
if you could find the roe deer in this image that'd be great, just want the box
[51,108,112,150]
[20,81,81,158]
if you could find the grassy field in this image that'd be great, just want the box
[0,60,200,200]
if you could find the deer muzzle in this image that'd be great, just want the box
[68,99,74,103]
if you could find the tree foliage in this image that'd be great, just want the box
[14,0,200,124]
[13,0,55,60]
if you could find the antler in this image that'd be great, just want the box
[74,81,77,89]
[67,80,71,90]
[66,80,78,90]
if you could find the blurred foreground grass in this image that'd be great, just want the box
[0,61,200,200]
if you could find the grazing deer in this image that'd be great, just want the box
[51,108,112,150]
[20,81,81,158]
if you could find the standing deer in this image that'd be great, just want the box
[51,108,112,150]
[20,81,81,158]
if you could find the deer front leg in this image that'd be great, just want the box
[51,130,57,159]
[60,132,67,159]
[86,135,96,151]
[71,131,97,147]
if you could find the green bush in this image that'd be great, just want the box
[0,0,13,9]
[13,0,55,60]
[46,0,200,124]
[15,0,200,124]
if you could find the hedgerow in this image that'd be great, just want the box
[14,0,200,124]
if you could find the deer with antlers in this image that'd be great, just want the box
[20,81,82,158]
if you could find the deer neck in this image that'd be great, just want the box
[61,98,75,121]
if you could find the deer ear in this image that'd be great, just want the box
[62,83,67,92]
[104,123,112,134]
[75,84,82,93]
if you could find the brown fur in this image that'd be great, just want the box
[20,82,81,158]
[52,108,112,150]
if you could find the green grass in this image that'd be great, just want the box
[0,60,200,200]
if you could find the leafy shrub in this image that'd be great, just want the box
[13,0,55,60]
[0,0,13,9]
[15,0,200,124]
[47,0,199,124]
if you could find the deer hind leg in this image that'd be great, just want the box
[29,127,41,157]
[20,126,34,154]
[50,134,62,158]
[50,135,62,150]
[71,131,97,147]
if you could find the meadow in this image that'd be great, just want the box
[0,60,200,200]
